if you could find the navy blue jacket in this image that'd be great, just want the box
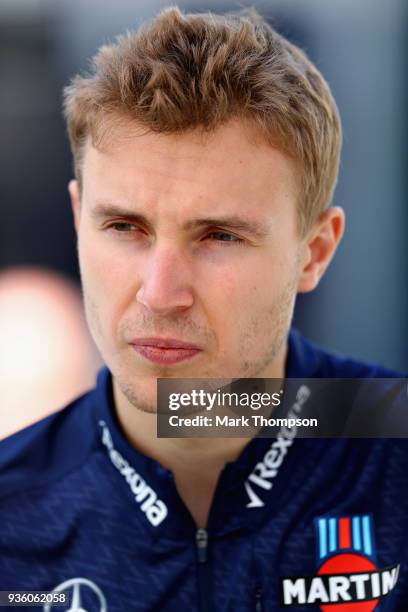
[0,329,407,611]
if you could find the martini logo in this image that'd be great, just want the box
[281,515,400,609]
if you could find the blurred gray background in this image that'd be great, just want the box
[1,0,407,372]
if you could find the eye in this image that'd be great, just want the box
[109,222,138,232]
[205,231,244,244]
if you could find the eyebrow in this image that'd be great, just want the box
[90,204,269,239]
[184,217,268,239]
[90,204,155,231]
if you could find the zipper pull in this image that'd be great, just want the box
[196,528,208,563]
[254,584,263,612]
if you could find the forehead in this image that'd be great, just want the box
[81,119,298,219]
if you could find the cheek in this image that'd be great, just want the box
[78,230,134,335]
[207,252,283,308]
[203,260,264,331]
[205,250,297,339]
[79,229,114,286]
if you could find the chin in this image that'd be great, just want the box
[114,367,158,412]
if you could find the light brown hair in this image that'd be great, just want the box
[63,6,341,235]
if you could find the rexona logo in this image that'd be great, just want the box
[99,421,168,526]
[281,515,400,610]
[244,384,311,508]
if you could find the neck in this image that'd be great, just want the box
[113,383,250,470]
[112,343,287,527]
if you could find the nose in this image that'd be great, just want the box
[136,244,194,315]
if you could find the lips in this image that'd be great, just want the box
[130,337,201,365]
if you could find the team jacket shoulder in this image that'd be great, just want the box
[288,329,404,378]
[0,391,98,501]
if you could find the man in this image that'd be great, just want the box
[0,7,406,611]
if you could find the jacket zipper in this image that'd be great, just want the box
[254,584,263,611]
[196,527,208,562]
[196,528,213,611]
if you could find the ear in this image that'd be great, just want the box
[68,179,81,233]
[297,206,345,293]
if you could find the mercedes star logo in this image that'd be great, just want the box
[44,578,107,612]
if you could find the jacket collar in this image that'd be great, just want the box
[92,329,319,537]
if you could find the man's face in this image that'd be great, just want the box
[73,119,305,412]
